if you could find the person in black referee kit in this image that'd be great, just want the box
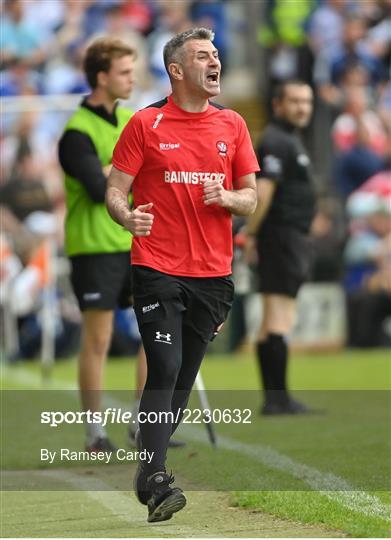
[246,80,316,415]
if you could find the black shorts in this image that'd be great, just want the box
[132,266,234,343]
[256,224,313,298]
[70,252,133,311]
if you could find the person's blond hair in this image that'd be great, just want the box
[84,37,136,89]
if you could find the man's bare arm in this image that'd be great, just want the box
[105,166,154,236]
[203,173,257,216]
[246,178,276,235]
[102,164,112,177]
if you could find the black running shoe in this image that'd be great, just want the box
[261,398,309,416]
[146,471,186,523]
[167,438,187,448]
[128,428,186,448]
[86,437,118,453]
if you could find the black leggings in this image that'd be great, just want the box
[138,312,208,473]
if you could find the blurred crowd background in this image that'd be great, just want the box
[1,0,390,361]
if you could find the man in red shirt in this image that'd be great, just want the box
[106,27,259,523]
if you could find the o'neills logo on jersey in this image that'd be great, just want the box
[164,171,226,184]
[152,113,163,129]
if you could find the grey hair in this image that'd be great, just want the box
[163,27,215,75]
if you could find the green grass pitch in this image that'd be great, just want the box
[1,349,390,537]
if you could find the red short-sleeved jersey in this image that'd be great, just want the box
[112,95,260,277]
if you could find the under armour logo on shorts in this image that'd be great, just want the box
[154,331,172,344]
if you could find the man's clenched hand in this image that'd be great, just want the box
[123,203,154,236]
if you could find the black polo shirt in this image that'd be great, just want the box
[256,118,316,233]
[58,98,119,203]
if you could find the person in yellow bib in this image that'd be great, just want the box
[59,37,141,452]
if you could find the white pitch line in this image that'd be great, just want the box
[182,429,391,523]
[38,469,146,523]
[1,366,76,390]
[3,365,390,523]
[35,470,196,535]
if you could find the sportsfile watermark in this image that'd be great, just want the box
[40,447,154,465]
[40,407,252,428]
[2,390,390,492]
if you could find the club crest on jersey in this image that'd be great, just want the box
[216,141,227,156]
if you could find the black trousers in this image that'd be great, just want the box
[132,266,234,473]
